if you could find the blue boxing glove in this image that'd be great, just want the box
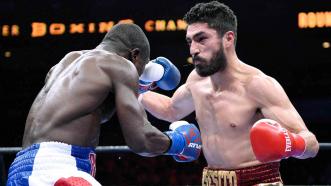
[153,57,181,90]
[139,57,181,94]
[164,121,202,162]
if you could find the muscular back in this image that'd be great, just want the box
[22,50,118,148]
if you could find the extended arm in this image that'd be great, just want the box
[112,61,170,155]
[110,57,201,161]
[140,84,195,122]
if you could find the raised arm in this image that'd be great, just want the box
[249,74,319,161]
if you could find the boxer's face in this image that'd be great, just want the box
[133,56,148,76]
[186,23,227,77]
[130,49,148,76]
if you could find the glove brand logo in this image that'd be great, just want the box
[188,142,202,149]
[282,128,292,152]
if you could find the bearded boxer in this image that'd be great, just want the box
[6,23,202,186]
[138,2,319,185]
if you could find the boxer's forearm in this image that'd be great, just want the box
[297,130,319,159]
[131,124,171,156]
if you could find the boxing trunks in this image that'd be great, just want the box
[7,141,101,186]
[202,162,282,186]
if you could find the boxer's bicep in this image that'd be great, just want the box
[115,79,146,128]
[114,74,145,137]
[141,83,194,122]
[110,61,144,127]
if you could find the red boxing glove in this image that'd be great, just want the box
[250,119,306,163]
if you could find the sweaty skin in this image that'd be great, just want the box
[22,49,170,155]
[140,23,319,169]
[184,65,276,168]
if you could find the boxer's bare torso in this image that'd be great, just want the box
[22,50,122,148]
[186,62,265,169]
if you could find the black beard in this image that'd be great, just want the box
[193,47,227,77]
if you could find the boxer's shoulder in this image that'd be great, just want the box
[83,49,115,60]
[90,52,138,84]
[247,73,278,92]
[245,70,283,105]
[79,50,134,71]
[66,50,85,58]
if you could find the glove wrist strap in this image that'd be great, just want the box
[163,131,185,155]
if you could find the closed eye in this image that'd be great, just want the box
[196,36,207,43]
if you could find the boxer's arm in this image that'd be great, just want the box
[140,83,195,122]
[110,59,170,155]
[249,74,319,158]
[139,70,197,122]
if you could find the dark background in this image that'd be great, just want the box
[0,0,330,185]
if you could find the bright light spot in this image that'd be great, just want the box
[4,51,11,58]
[322,42,330,49]
[187,57,192,64]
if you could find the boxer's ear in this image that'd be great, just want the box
[130,48,140,62]
[223,31,235,48]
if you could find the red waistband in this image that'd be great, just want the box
[203,162,282,186]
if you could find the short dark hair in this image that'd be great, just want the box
[184,1,238,45]
[102,23,150,61]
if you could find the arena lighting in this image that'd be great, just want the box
[322,41,330,49]
[4,51,11,58]
[1,25,19,36]
[298,11,331,28]
[187,57,193,64]
[0,19,187,38]
[30,19,135,37]
[144,19,187,32]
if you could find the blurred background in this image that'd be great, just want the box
[0,0,330,185]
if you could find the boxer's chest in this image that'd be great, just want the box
[191,81,258,131]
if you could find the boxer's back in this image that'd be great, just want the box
[22,50,115,148]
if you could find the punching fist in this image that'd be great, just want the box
[250,119,306,163]
[139,57,181,94]
[164,121,202,162]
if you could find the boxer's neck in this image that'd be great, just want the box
[209,54,243,91]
